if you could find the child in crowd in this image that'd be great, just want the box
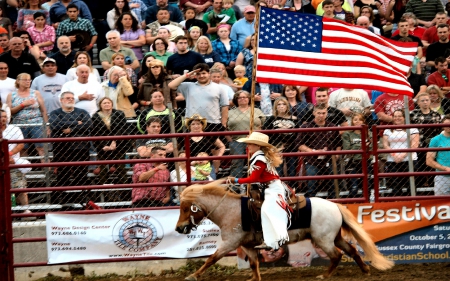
[221,0,237,24]
[192,152,212,181]
[180,7,196,29]
[233,65,248,88]
[0,7,12,38]
[322,0,335,19]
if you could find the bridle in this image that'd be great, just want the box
[188,180,236,230]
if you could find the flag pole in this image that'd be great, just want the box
[246,4,261,197]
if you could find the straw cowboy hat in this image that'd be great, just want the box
[185,113,207,130]
[237,132,275,148]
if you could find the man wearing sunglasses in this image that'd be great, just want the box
[427,57,450,98]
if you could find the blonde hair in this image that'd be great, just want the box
[194,36,213,54]
[261,146,283,167]
[234,65,245,72]
[197,152,209,157]
[223,0,234,4]
[15,73,31,88]
[426,84,444,100]
[272,97,291,117]
[211,62,228,78]
[71,51,94,72]
[415,92,430,102]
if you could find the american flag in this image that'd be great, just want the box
[256,7,418,96]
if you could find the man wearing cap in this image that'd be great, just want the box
[168,63,229,131]
[0,37,41,79]
[230,5,255,47]
[55,4,98,53]
[203,0,236,41]
[100,30,140,70]
[145,0,184,24]
[31,58,68,115]
[145,7,183,44]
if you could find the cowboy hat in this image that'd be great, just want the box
[185,113,207,130]
[237,132,275,148]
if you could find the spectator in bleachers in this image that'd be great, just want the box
[187,26,202,50]
[179,6,196,29]
[410,92,441,188]
[359,6,383,35]
[170,151,194,205]
[49,0,92,28]
[354,0,385,30]
[137,116,174,155]
[236,33,254,78]
[427,57,450,98]
[194,35,220,67]
[166,35,205,78]
[103,53,139,88]
[0,37,41,79]
[191,151,212,180]
[0,7,13,37]
[391,17,423,60]
[342,113,372,197]
[107,0,139,30]
[203,0,236,41]
[427,114,450,195]
[7,72,48,161]
[407,64,427,95]
[0,62,15,105]
[210,61,236,91]
[137,88,181,134]
[116,11,146,60]
[227,90,265,178]
[405,0,444,28]
[230,5,255,48]
[210,68,234,104]
[428,84,450,115]
[169,63,229,131]
[301,88,348,126]
[149,27,178,52]
[297,104,342,198]
[182,113,225,179]
[55,4,98,54]
[100,30,140,70]
[17,0,50,30]
[212,24,241,79]
[91,97,130,184]
[61,64,104,116]
[329,88,373,124]
[281,85,308,123]
[31,57,68,114]
[1,109,34,218]
[27,12,56,57]
[42,0,58,11]
[138,58,175,108]
[356,16,377,34]
[426,24,450,72]
[0,93,10,124]
[180,0,211,19]
[128,0,148,27]
[321,0,338,20]
[145,0,183,24]
[145,7,183,45]
[15,30,42,61]
[146,36,173,65]
[391,13,425,40]
[66,50,101,82]
[374,91,415,128]
[101,65,136,118]
[50,35,76,75]
[422,12,447,50]
[382,109,419,196]
[0,33,10,54]
[49,91,92,187]
[138,53,155,84]
[132,146,171,207]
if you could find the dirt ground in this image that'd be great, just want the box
[58,263,450,281]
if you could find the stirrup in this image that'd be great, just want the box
[254,242,272,250]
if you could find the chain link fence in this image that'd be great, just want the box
[7,94,450,224]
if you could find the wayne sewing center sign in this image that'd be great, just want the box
[46,210,222,264]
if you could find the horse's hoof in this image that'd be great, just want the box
[316,275,325,279]
[185,275,197,281]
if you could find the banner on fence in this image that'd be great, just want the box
[46,210,222,264]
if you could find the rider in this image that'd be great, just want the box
[226,132,290,250]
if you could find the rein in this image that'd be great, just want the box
[189,180,237,230]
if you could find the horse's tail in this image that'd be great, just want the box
[337,204,394,271]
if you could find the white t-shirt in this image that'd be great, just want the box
[0,77,16,104]
[3,124,23,162]
[329,88,372,122]
[66,68,101,83]
[60,80,104,116]
[384,128,419,162]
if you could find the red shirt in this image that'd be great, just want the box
[427,70,450,97]
[391,27,426,39]
[237,161,279,184]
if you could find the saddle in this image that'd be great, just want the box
[241,189,312,232]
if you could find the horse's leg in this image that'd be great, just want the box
[185,243,238,281]
[241,246,261,281]
[334,233,370,275]
[313,240,343,279]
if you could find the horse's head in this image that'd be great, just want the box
[175,199,206,234]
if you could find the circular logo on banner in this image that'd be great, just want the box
[112,213,164,252]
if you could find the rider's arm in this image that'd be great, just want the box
[237,161,267,184]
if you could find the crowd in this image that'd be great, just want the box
[2,0,450,214]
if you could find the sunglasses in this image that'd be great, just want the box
[442,74,448,82]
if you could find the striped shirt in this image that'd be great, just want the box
[405,0,444,22]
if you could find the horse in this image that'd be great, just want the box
[175,179,394,281]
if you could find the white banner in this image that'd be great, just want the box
[46,209,222,264]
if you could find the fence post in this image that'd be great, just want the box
[360,125,369,201]
[43,122,51,202]
[0,136,15,281]
[371,125,379,203]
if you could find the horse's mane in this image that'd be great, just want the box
[180,179,242,203]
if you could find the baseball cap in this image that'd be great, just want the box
[40,57,56,66]
[244,6,256,13]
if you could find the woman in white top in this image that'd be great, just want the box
[382,109,420,196]
[66,51,101,83]
[107,0,139,30]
